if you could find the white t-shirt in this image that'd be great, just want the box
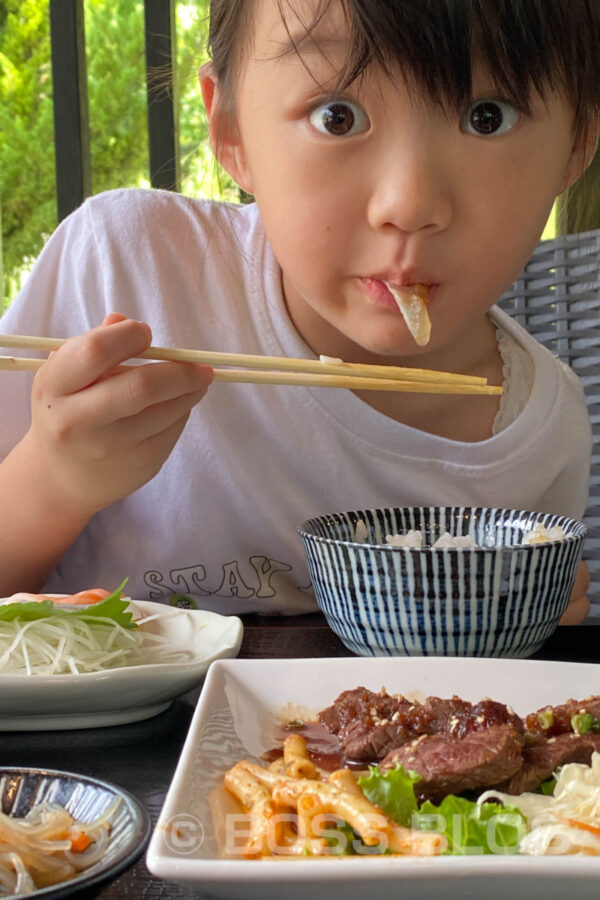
[0,189,592,614]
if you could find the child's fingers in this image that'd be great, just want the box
[39,318,152,395]
[559,593,591,625]
[95,382,209,450]
[102,312,128,326]
[558,561,591,625]
[78,360,213,428]
[571,560,591,597]
[133,411,199,477]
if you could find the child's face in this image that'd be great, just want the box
[212,0,587,363]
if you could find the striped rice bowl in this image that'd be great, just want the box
[298,507,587,658]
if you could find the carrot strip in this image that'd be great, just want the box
[561,816,600,838]
[69,830,92,853]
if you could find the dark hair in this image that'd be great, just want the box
[208,0,600,139]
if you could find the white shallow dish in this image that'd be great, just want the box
[147,656,600,900]
[0,600,243,730]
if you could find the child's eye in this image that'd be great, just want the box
[309,100,370,137]
[461,99,520,136]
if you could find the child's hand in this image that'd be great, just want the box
[558,560,591,625]
[22,314,213,518]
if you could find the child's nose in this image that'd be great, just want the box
[366,146,453,235]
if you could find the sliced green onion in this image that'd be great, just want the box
[537,710,554,730]
[571,712,594,734]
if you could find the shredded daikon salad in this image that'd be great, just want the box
[0,582,196,675]
[479,752,600,855]
[0,795,120,894]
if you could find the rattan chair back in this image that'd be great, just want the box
[498,229,600,602]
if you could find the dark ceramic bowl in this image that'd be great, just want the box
[0,767,151,898]
[299,506,587,658]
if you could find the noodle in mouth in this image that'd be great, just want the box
[385,283,431,346]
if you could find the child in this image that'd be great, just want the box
[0,0,598,622]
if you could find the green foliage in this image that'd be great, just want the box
[176,1,238,200]
[85,0,149,195]
[0,0,56,298]
[0,0,238,304]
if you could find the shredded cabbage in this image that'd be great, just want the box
[479,752,600,855]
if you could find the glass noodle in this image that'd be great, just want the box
[0,796,120,895]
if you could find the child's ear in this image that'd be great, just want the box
[559,123,600,194]
[199,63,254,194]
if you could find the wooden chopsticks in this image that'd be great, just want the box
[0,334,503,396]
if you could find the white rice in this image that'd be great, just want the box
[521,524,567,545]
[385,530,423,548]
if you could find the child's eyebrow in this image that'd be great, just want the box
[273,28,349,63]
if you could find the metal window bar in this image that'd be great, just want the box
[49,0,178,223]
[49,0,91,223]
[143,0,180,192]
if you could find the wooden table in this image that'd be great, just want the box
[1,614,599,899]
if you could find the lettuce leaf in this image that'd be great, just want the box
[357,763,421,826]
[358,763,527,855]
[415,795,527,855]
[0,580,136,629]
[539,777,557,796]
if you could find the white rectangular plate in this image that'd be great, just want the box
[146,656,600,900]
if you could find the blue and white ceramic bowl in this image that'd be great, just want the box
[298,506,587,658]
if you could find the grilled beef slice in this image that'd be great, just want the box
[317,687,485,762]
[317,686,417,762]
[318,688,600,800]
[503,732,600,794]
[380,718,525,802]
[318,687,525,789]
